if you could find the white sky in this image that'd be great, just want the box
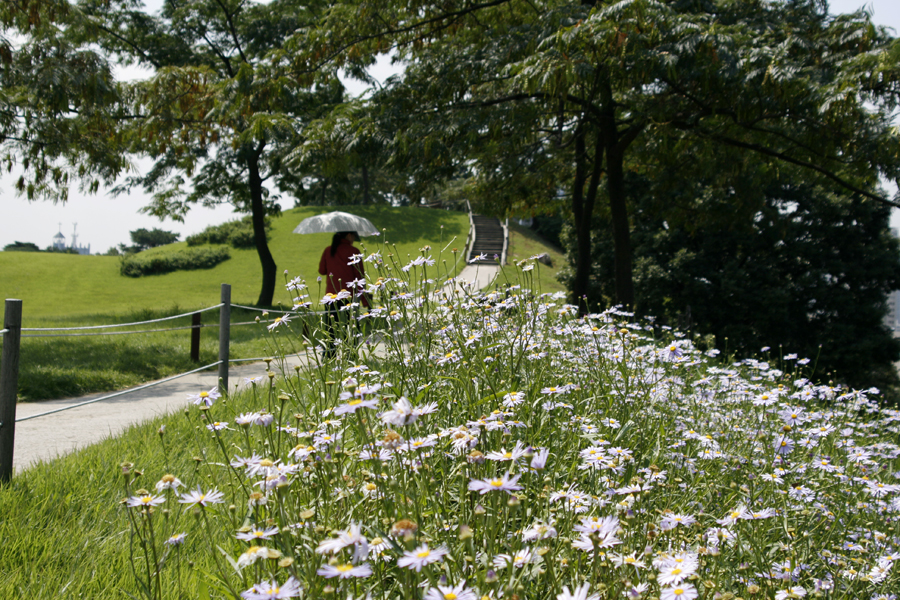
[1,0,898,252]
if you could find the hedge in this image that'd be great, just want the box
[119,246,231,277]
[185,216,270,249]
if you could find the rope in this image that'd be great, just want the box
[20,320,262,338]
[231,304,329,316]
[14,361,222,423]
[22,304,224,332]
[0,328,8,335]
[24,325,206,338]
[230,303,296,314]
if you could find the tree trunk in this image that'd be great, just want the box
[604,145,634,308]
[248,150,277,306]
[570,125,602,313]
[361,164,370,204]
[599,82,635,309]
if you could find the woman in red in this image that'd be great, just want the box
[318,231,365,296]
[318,231,366,356]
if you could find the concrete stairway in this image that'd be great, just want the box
[468,215,505,263]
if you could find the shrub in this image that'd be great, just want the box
[119,246,230,277]
[185,216,270,249]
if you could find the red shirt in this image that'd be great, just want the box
[318,239,365,296]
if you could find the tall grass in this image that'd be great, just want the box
[3,251,898,600]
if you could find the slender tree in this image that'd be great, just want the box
[5,0,347,305]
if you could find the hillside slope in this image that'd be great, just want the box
[0,206,470,319]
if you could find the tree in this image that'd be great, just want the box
[128,227,179,251]
[56,0,346,305]
[3,241,41,251]
[302,0,900,309]
[1,0,126,201]
[290,101,414,207]
[566,153,900,394]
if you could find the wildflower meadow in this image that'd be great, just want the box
[118,244,900,600]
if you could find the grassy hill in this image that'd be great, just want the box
[0,206,564,401]
[498,222,567,295]
[0,206,474,400]
[1,205,471,319]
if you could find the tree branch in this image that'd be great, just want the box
[690,128,899,208]
[299,0,516,74]
[213,0,248,65]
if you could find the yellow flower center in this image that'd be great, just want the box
[444,594,457,600]
[490,479,504,487]
[417,550,431,558]
[337,564,353,572]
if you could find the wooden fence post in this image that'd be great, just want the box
[0,299,23,483]
[218,284,231,394]
[190,312,201,362]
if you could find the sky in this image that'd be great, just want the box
[1,0,899,253]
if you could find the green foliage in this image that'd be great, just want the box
[3,241,41,252]
[0,0,127,202]
[302,0,900,308]
[186,216,271,249]
[119,246,231,277]
[129,228,180,251]
[560,170,900,397]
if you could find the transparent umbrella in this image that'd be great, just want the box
[292,211,380,236]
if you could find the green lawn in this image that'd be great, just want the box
[1,205,471,319]
[495,222,567,295]
[0,206,470,400]
[1,207,565,401]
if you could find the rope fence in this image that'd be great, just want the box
[232,303,329,316]
[0,283,341,480]
[13,361,223,423]
[21,303,225,332]
[0,284,269,481]
[21,320,262,338]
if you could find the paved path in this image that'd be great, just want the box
[12,356,306,473]
[447,263,501,291]
[11,264,501,474]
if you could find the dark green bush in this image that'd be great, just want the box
[119,246,230,277]
[185,216,270,249]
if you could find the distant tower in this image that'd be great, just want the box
[69,223,91,255]
[52,223,66,251]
